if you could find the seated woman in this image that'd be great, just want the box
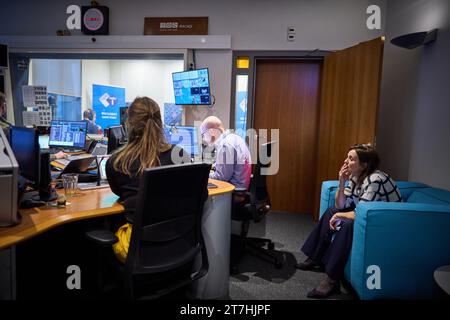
[296,144,402,299]
[105,96,183,263]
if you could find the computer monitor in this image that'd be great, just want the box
[107,125,125,154]
[172,68,211,105]
[10,126,40,185]
[0,43,8,68]
[10,126,57,204]
[164,126,200,156]
[120,107,128,126]
[49,120,88,150]
[120,107,129,138]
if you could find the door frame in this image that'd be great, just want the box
[230,50,332,133]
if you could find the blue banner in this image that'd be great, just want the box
[235,91,248,139]
[92,84,125,129]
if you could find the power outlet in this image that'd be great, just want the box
[287,26,295,42]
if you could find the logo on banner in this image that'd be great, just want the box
[99,93,118,108]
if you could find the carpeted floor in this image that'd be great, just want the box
[228,212,356,300]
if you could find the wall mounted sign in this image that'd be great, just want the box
[144,17,208,35]
[82,5,109,35]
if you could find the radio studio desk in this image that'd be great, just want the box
[0,179,234,300]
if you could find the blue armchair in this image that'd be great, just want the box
[320,181,450,299]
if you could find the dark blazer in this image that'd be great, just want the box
[106,145,183,223]
[86,119,102,134]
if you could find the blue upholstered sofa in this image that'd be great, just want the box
[320,181,450,299]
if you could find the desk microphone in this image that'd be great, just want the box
[94,156,107,186]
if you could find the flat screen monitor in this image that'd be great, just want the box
[120,107,128,136]
[0,44,7,68]
[107,125,125,154]
[172,68,211,105]
[10,126,39,184]
[164,126,200,156]
[120,107,128,126]
[49,120,88,150]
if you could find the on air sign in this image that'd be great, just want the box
[66,4,109,35]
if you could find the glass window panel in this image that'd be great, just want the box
[234,75,248,139]
[27,58,184,127]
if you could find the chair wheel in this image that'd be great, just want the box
[268,242,275,250]
[275,261,282,269]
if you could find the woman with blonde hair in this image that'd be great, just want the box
[106,96,183,263]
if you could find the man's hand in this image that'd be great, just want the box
[54,151,67,159]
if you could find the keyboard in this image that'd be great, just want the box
[68,154,93,161]
[78,181,110,190]
[91,143,108,156]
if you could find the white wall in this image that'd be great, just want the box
[377,0,450,189]
[109,59,184,111]
[81,60,110,116]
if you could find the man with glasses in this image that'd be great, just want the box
[201,116,251,189]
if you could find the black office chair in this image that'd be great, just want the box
[86,162,211,299]
[230,141,282,273]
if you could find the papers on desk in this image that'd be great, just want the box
[54,158,70,166]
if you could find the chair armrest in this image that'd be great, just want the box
[350,202,450,299]
[319,180,339,218]
[233,188,249,196]
[86,229,118,246]
[233,188,251,201]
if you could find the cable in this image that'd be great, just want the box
[190,49,196,70]
[0,116,12,126]
[209,94,216,109]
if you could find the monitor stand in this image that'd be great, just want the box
[37,186,58,202]
[19,191,45,209]
[19,188,58,209]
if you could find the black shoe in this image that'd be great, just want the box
[294,258,323,271]
[307,285,340,299]
[307,280,341,299]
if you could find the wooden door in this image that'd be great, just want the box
[313,37,384,219]
[253,60,322,213]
